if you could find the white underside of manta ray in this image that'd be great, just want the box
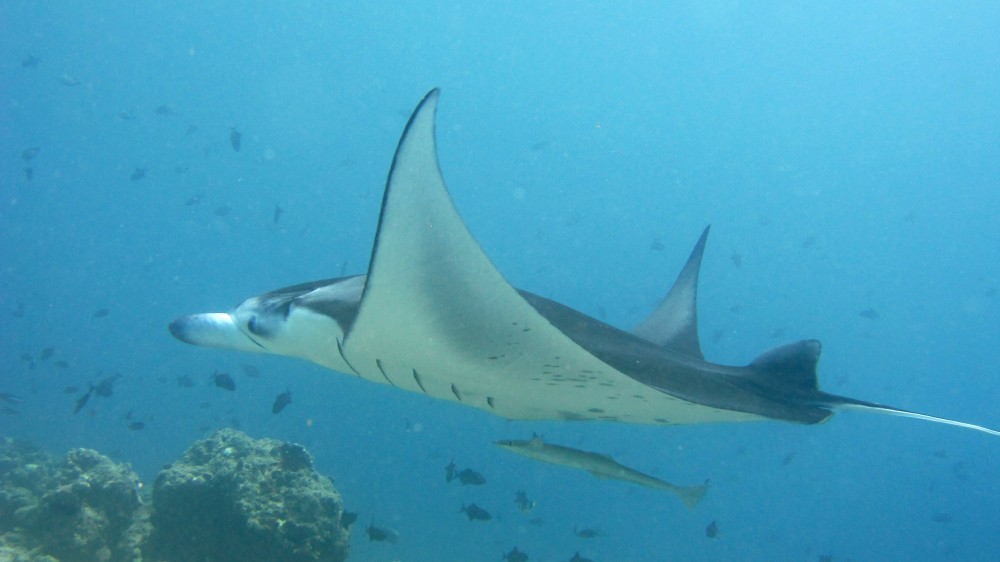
[170,89,999,437]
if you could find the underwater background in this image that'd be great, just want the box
[2,2,999,561]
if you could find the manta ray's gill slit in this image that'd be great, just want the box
[450,384,462,401]
[375,359,395,386]
[335,339,361,377]
[411,369,428,394]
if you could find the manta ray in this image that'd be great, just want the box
[170,89,998,437]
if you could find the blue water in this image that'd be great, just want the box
[3,2,999,561]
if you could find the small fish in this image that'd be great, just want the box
[185,124,199,135]
[818,555,834,562]
[650,238,664,252]
[503,546,528,562]
[445,459,457,482]
[176,375,194,388]
[931,512,953,523]
[154,104,178,116]
[23,168,33,181]
[460,503,492,521]
[569,552,595,562]
[514,490,536,512]
[22,147,40,161]
[73,387,93,414]
[54,360,70,369]
[0,393,24,405]
[272,390,292,414]
[130,168,147,181]
[573,526,600,538]
[241,364,261,378]
[39,347,55,361]
[184,194,203,206]
[531,140,549,151]
[94,373,122,397]
[951,461,969,481]
[93,308,110,317]
[705,520,718,538]
[212,371,236,391]
[802,236,817,249]
[273,204,284,224]
[127,421,146,431]
[859,308,879,320]
[214,205,232,217]
[340,511,358,530]
[230,127,242,152]
[118,110,136,120]
[780,451,796,466]
[21,54,41,68]
[365,518,399,543]
[64,386,79,394]
[730,252,742,268]
[457,468,486,485]
[60,73,81,86]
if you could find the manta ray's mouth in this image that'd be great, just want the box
[169,313,265,353]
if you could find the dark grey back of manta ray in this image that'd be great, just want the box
[169,89,999,436]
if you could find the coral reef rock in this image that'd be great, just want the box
[0,438,144,562]
[145,429,349,562]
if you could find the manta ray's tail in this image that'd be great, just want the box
[830,399,1000,437]
[749,340,1000,437]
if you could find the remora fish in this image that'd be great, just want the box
[494,436,708,509]
[168,89,1000,438]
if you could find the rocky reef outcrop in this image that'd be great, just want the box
[145,429,349,562]
[0,438,144,562]
[0,430,350,562]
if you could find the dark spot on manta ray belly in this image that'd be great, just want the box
[411,369,427,393]
[588,408,605,413]
[450,384,462,401]
[487,397,495,409]
[375,359,394,385]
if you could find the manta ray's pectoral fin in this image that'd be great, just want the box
[632,226,710,359]
[338,89,625,419]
